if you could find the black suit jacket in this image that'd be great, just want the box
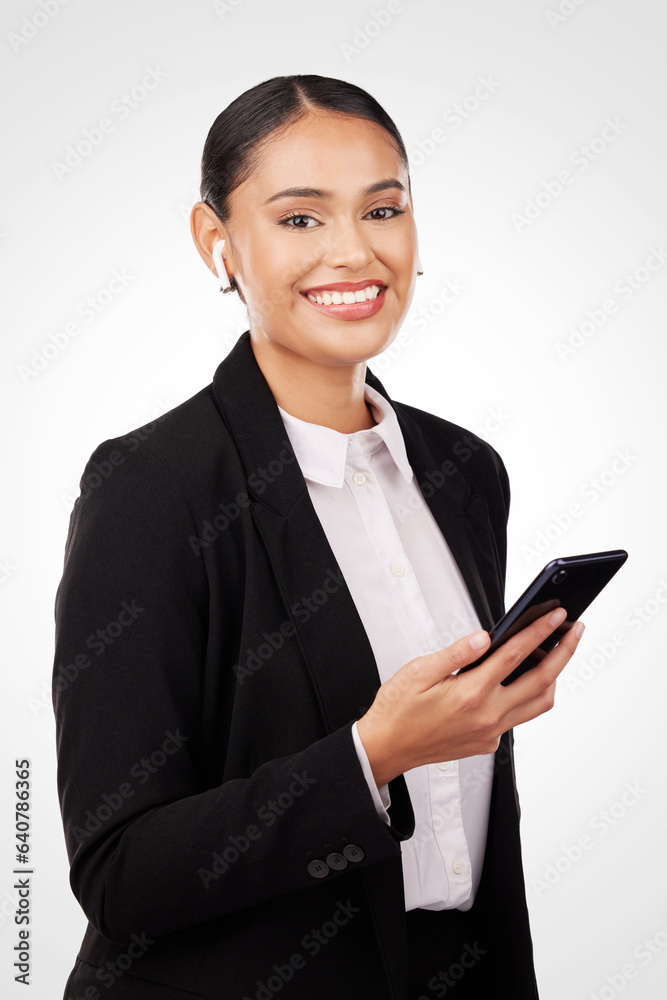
[54,330,539,999]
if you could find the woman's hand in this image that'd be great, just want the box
[355,607,584,787]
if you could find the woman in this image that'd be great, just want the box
[53,75,584,999]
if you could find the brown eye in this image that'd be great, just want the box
[366,206,404,220]
[278,214,318,229]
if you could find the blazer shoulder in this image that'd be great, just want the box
[98,382,221,459]
[391,398,510,509]
[77,381,237,498]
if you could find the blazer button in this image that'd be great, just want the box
[342,844,365,863]
[325,852,348,871]
[307,859,329,879]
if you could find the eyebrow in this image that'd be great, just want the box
[262,179,407,206]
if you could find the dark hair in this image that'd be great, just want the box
[200,74,410,226]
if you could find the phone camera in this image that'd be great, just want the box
[551,569,568,585]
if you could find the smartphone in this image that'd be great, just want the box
[459,549,628,685]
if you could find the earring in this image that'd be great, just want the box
[212,239,232,292]
[417,258,423,276]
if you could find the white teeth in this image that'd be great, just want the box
[306,285,383,306]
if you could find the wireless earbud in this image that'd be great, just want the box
[212,239,231,292]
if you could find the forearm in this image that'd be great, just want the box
[63,721,406,942]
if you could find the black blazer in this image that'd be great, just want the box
[54,330,539,999]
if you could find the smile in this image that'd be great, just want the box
[305,284,383,306]
[301,285,386,322]
[300,281,387,321]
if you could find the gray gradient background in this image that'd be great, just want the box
[1,0,666,997]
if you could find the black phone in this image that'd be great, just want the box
[459,549,628,685]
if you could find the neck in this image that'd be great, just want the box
[249,336,377,433]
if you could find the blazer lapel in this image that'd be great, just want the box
[211,332,383,736]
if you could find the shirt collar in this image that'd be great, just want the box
[277,384,413,489]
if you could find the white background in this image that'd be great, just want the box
[1,0,665,997]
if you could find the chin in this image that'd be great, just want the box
[316,327,397,364]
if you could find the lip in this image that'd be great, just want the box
[301,285,387,321]
[301,279,387,295]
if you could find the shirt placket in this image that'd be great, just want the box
[344,436,442,657]
[345,433,472,909]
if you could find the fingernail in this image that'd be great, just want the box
[549,608,567,626]
[574,622,585,638]
[468,631,488,650]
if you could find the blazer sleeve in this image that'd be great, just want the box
[53,440,414,945]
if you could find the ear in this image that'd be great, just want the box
[190,202,236,280]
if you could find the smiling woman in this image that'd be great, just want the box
[53,74,583,1000]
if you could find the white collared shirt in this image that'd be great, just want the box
[277,384,495,912]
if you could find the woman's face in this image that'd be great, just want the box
[222,111,419,368]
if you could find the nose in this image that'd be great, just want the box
[322,218,375,272]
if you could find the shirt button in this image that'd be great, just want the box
[437,761,451,772]
[352,472,367,486]
[356,433,367,446]
[391,563,405,577]
[452,859,465,875]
